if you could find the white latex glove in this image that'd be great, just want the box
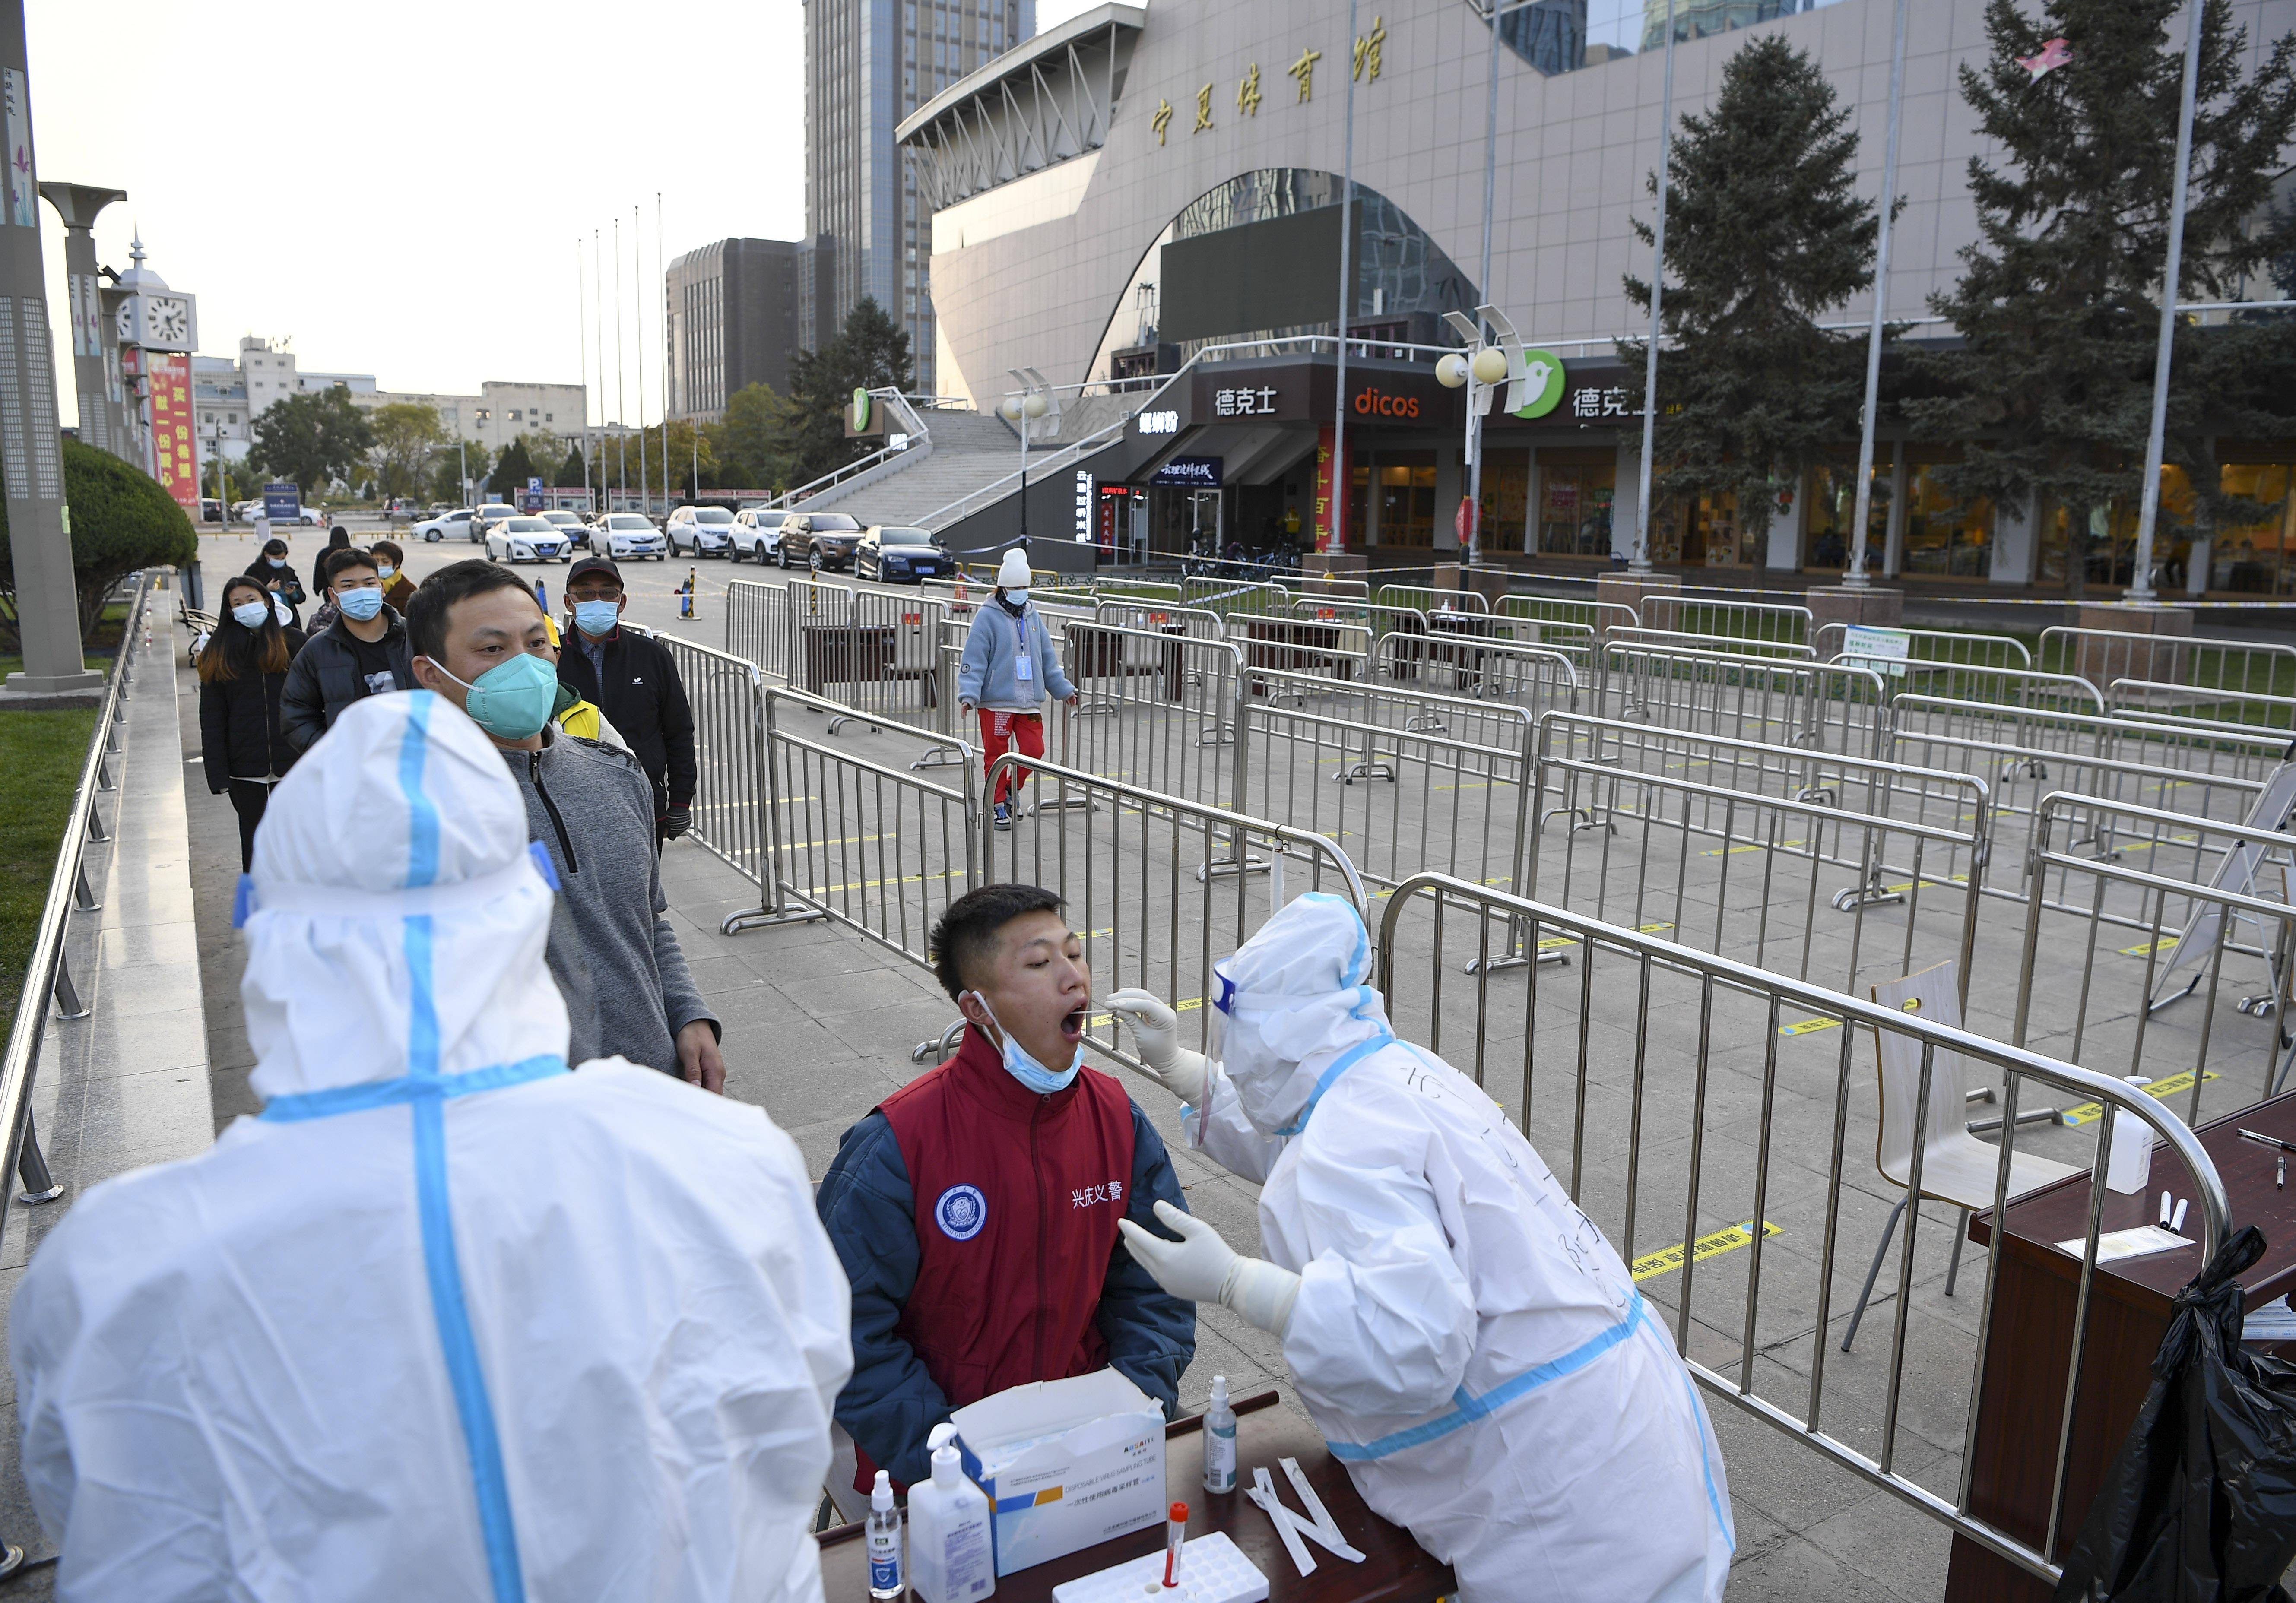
[1103,989,1211,1106]
[1118,1200,1301,1337]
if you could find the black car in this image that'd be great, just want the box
[777,511,865,572]
[857,525,953,583]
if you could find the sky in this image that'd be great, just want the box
[29,0,1102,430]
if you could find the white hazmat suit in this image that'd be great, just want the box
[1110,894,1732,1603]
[12,691,852,1602]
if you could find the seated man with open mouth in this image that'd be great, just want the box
[814,883,1196,1501]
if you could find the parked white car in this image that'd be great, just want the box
[596,513,667,561]
[415,507,476,543]
[485,516,572,564]
[666,505,736,558]
[473,504,521,543]
[730,508,788,563]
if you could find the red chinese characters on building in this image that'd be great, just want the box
[143,352,200,512]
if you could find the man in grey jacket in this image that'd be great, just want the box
[406,560,723,1089]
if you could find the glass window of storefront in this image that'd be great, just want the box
[1475,448,1531,553]
[1802,462,1879,573]
[1536,448,1616,558]
[1901,464,1992,578]
[1373,452,1438,548]
[2211,463,2295,593]
[1652,489,1751,568]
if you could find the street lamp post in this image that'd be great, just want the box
[1631,0,1683,574]
[2131,0,2206,605]
[1844,0,1909,590]
[999,369,1056,551]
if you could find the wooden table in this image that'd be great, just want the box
[1945,1088,2296,1601]
[817,1389,1456,1603]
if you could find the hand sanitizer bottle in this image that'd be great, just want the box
[866,1469,905,1601]
[2105,1076,2156,1195]
[1202,1375,1237,1494]
[908,1423,995,1602]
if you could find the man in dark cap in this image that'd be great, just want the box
[556,556,698,847]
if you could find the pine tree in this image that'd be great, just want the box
[487,438,537,497]
[1618,32,1881,543]
[555,441,587,489]
[776,297,919,488]
[1908,0,2296,596]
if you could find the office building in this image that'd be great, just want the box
[666,238,803,421]
[802,0,1036,387]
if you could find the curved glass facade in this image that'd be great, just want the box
[1089,168,1476,381]
[1496,0,1844,78]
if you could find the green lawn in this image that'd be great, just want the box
[0,708,100,1037]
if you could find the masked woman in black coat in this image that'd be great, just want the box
[242,537,306,630]
[199,576,308,870]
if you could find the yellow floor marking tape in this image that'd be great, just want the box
[1778,1017,1842,1037]
[2118,937,2180,958]
[1631,1220,1784,1283]
[1536,921,1675,950]
[2058,1068,2217,1126]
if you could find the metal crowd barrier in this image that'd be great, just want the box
[1887,708,2269,906]
[1059,622,1247,812]
[1813,622,2032,673]
[657,636,787,935]
[1373,583,1490,618]
[1227,611,1375,683]
[1499,591,1640,643]
[724,578,793,681]
[1374,873,2229,1589]
[1529,713,1989,1002]
[1240,700,1535,895]
[1180,577,1292,618]
[2108,678,2296,729]
[1092,599,1228,644]
[2042,623,2296,701]
[1249,663,1551,754]
[1596,643,1890,757]
[983,751,1366,1075]
[1642,593,1813,648]
[0,571,152,1577]
[779,579,952,748]
[1606,624,1817,662]
[1861,660,2105,715]
[1891,694,2293,786]
[749,684,980,964]
[2014,791,2296,1124]
[1374,630,1580,715]
[1288,595,1430,647]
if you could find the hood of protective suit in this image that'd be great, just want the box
[1213,893,1393,1136]
[242,691,569,1098]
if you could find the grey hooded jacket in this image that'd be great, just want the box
[502,729,717,1072]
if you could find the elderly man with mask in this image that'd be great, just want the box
[1104,894,1734,1603]
[11,692,851,1600]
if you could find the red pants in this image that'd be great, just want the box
[977,710,1045,806]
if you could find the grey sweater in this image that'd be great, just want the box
[502,730,717,1073]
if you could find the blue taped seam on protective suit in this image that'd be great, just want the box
[394,695,528,1603]
[1270,1030,1393,1138]
[258,1056,570,1123]
[1680,1363,1734,1552]
[1326,1293,1649,1462]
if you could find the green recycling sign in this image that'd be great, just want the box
[1512,349,1567,419]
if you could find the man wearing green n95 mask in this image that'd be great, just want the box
[409,560,723,1093]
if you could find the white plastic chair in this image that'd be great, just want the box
[1841,960,2080,1351]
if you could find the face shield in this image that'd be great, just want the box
[1206,893,1393,1136]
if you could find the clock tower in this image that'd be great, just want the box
[112,234,199,512]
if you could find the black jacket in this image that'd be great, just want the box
[280,608,415,752]
[243,555,307,606]
[555,624,697,813]
[198,628,307,789]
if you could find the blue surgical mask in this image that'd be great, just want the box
[266,557,286,568]
[433,651,561,741]
[970,992,1081,1093]
[573,599,621,636]
[231,601,268,630]
[338,587,384,621]
[1004,587,1029,608]
[377,564,396,581]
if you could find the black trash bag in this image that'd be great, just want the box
[2053,1225,2296,1603]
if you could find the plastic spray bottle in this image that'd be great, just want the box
[1202,1375,1237,1494]
[907,1423,996,1602]
[866,1469,904,1601]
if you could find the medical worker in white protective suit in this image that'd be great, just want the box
[1106,894,1732,1603]
[10,691,852,1603]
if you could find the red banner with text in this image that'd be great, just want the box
[1313,425,1348,553]
[144,352,200,512]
